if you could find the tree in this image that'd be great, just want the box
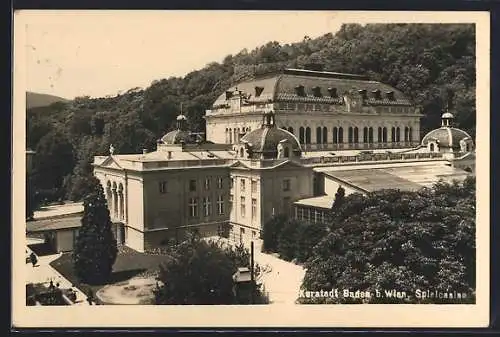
[154,237,264,305]
[261,214,288,253]
[26,173,38,220]
[72,177,117,285]
[300,178,476,304]
[332,186,346,210]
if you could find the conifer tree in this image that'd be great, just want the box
[73,177,117,284]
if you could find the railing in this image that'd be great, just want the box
[139,159,233,170]
[300,151,444,166]
[301,142,420,152]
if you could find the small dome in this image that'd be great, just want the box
[442,112,454,119]
[160,129,192,145]
[240,124,302,159]
[421,127,472,149]
[176,114,187,121]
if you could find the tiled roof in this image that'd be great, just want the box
[211,69,412,108]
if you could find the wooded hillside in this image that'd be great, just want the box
[26,23,476,202]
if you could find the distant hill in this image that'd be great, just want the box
[26,91,69,109]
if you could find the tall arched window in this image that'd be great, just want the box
[368,127,374,143]
[240,147,244,157]
[229,128,233,143]
[299,127,305,144]
[408,127,413,143]
[225,128,229,143]
[377,127,382,143]
[396,127,401,142]
[284,147,290,158]
[383,127,388,143]
[305,127,311,144]
[353,127,359,144]
[322,127,328,144]
[316,127,322,144]
[391,127,396,143]
[333,127,338,144]
[404,127,409,142]
[430,143,435,152]
[338,127,344,143]
[363,127,368,143]
[348,127,354,144]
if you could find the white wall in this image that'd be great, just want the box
[126,226,144,252]
[324,175,360,196]
[56,230,76,252]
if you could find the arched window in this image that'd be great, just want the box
[382,127,388,143]
[377,127,382,143]
[338,127,344,143]
[430,143,435,152]
[368,127,374,143]
[404,127,409,142]
[322,127,328,144]
[288,127,294,134]
[225,128,229,143]
[229,128,233,143]
[363,127,368,143]
[348,127,353,144]
[240,147,244,157]
[396,127,401,142]
[408,127,413,142]
[299,127,305,144]
[465,167,472,173]
[284,147,290,158]
[316,127,322,144]
[333,127,338,144]
[353,127,359,144]
[391,127,396,143]
[305,127,311,144]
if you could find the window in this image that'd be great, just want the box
[204,177,211,190]
[217,195,224,215]
[314,209,321,223]
[283,179,291,191]
[240,196,246,217]
[240,179,246,192]
[230,178,234,189]
[188,198,198,217]
[251,180,257,193]
[229,194,234,213]
[159,181,167,194]
[216,177,223,189]
[189,179,197,192]
[251,198,257,220]
[203,197,212,217]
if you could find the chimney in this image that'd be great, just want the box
[327,87,338,98]
[386,91,395,101]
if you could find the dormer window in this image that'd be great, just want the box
[295,85,306,97]
[255,86,264,97]
[386,91,395,100]
[372,89,381,99]
[312,86,322,97]
[358,89,367,100]
[327,87,338,98]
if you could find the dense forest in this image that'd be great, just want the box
[26,23,476,203]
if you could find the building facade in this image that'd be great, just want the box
[93,68,475,252]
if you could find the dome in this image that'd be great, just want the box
[176,114,187,121]
[442,112,454,119]
[240,112,302,159]
[421,127,472,149]
[160,129,193,145]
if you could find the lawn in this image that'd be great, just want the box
[49,246,169,299]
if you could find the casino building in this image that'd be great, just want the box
[93,67,475,252]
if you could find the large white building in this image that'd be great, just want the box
[93,68,475,252]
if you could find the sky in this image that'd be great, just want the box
[19,11,344,99]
